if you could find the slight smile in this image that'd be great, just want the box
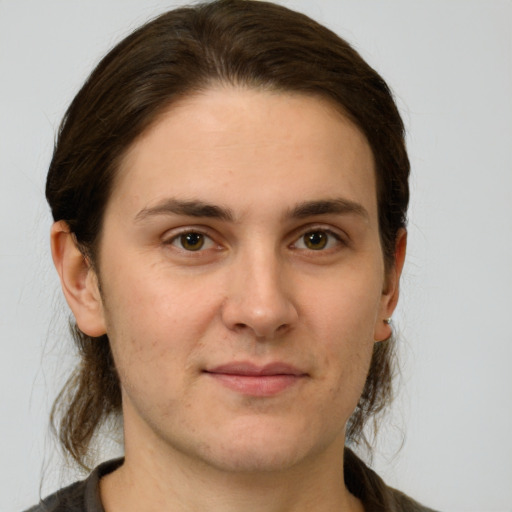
[204,362,309,397]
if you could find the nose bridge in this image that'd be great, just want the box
[222,240,297,338]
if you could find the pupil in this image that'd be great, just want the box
[306,231,327,250]
[182,233,204,250]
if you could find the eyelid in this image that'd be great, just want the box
[162,226,219,251]
[290,225,348,251]
[160,223,348,252]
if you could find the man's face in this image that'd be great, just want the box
[90,87,399,473]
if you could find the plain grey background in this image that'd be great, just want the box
[1,1,511,511]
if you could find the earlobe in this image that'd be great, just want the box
[374,229,407,342]
[51,221,107,337]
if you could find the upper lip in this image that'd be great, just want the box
[205,362,307,376]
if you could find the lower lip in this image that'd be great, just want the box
[206,373,304,397]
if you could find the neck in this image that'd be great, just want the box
[100,436,363,512]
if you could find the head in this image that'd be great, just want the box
[48,0,409,468]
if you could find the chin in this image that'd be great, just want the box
[187,419,340,474]
[200,441,309,474]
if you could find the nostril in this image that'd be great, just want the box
[229,321,291,339]
[276,323,289,333]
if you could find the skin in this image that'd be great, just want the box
[52,87,406,512]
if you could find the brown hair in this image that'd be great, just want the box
[48,0,409,476]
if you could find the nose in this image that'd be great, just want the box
[220,249,299,340]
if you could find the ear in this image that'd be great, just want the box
[51,221,107,337]
[374,229,407,343]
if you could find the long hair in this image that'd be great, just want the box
[47,0,409,474]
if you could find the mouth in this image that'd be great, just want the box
[203,362,308,397]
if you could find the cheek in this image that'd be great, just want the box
[317,326,375,427]
[104,253,219,333]
[306,268,383,345]
[304,270,382,396]
[99,266,220,390]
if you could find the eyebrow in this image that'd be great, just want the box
[134,199,235,223]
[288,198,369,220]
[134,197,368,223]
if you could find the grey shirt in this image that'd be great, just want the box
[24,459,122,512]
[25,457,438,512]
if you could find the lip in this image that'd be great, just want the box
[204,362,307,397]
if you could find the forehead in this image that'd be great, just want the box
[111,87,376,221]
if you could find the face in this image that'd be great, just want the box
[81,87,400,473]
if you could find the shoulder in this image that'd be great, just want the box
[390,488,440,512]
[23,459,123,512]
[23,480,87,512]
[344,447,439,512]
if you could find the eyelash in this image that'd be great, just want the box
[164,229,217,252]
[162,226,346,254]
[291,228,344,252]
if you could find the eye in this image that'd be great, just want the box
[294,229,341,251]
[169,231,215,251]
